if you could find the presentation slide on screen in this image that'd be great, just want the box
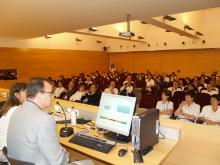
[97,94,136,135]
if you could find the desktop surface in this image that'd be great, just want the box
[56,123,178,165]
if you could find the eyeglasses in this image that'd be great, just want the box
[40,91,54,94]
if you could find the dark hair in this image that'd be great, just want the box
[90,83,98,89]
[0,82,27,118]
[210,94,220,101]
[162,89,171,99]
[185,91,196,98]
[57,80,63,86]
[78,83,86,90]
[26,77,50,98]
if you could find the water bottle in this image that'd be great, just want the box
[71,107,79,125]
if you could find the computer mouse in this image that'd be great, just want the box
[118,149,128,157]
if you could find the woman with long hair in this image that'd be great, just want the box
[0,82,27,162]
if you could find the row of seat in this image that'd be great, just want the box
[139,90,211,111]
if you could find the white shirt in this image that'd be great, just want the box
[168,87,182,96]
[104,88,119,95]
[120,85,133,94]
[69,91,85,101]
[201,90,218,95]
[0,106,18,150]
[156,101,174,119]
[182,102,200,118]
[53,87,65,98]
[146,79,155,87]
[109,67,116,73]
[199,105,220,123]
[164,77,170,83]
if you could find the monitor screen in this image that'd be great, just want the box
[96,93,136,136]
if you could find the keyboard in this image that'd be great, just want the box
[69,133,116,153]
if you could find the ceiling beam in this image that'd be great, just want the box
[73,31,146,43]
[148,18,200,39]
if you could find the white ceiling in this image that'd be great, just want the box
[1,0,220,38]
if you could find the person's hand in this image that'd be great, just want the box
[180,101,187,107]
[110,88,114,94]
[205,119,215,125]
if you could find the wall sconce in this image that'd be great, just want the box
[89,27,98,32]
[45,35,52,39]
[75,38,82,42]
[96,40,102,43]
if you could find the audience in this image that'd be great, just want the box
[168,81,182,96]
[201,82,218,95]
[81,83,101,106]
[53,81,66,98]
[145,74,155,90]
[156,89,174,119]
[198,94,220,126]
[64,81,77,100]
[104,80,119,95]
[70,83,86,102]
[31,70,220,126]
[120,81,134,96]
[0,82,27,163]
[175,92,200,122]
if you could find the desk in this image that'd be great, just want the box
[161,119,220,165]
[56,124,178,165]
[52,99,220,165]
[52,99,179,165]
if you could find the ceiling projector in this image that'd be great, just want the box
[119,31,135,38]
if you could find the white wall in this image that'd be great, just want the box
[0,7,219,52]
[0,33,107,51]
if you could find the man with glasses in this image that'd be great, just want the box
[7,77,93,165]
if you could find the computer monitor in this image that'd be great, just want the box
[96,93,136,143]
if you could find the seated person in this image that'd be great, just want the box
[184,83,198,93]
[123,74,134,85]
[145,74,155,91]
[174,91,200,122]
[198,94,220,126]
[81,83,101,106]
[156,89,174,119]
[168,81,182,96]
[201,82,218,95]
[178,78,186,91]
[69,83,86,102]
[85,75,93,87]
[104,80,119,95]
[64,81,77,100]
[7,78,93,165]
[53,80,66,98]
[198,77,207,92]
[120,81,134,96]
[0,83,27,163]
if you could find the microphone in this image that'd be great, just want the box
[56,102,74,137]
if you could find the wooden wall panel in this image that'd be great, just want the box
[0,48,109,88]
[110,49,220,77]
